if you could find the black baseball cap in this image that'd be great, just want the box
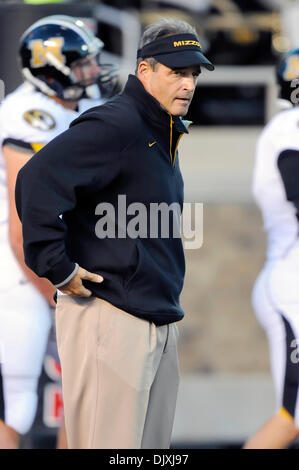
[137,33,214,71]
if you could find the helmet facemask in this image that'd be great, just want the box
[68,51,119,100]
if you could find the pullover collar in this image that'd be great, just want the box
[122,74,191,135]
[122,74,191,165]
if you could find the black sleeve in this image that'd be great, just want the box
[277,149,299,213]
[15,117,120,286]
[2,138,36,154]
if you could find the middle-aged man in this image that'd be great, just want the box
[15,18,214,449]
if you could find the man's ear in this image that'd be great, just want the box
[137,60,151,80]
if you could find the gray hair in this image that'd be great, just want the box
[135,18,198,73]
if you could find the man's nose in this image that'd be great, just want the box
[183,76,196,93]
[91,62,101,75]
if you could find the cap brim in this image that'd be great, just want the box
[155,50,214,71]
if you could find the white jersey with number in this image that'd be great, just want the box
[252,106,299,261]
[252,106,299,425]
[0,81,101,290]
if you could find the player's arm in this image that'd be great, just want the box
[3,141,56,306]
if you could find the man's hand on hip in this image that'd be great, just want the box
[59,266,104,297]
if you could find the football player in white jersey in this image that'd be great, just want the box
[0,14,117,448]
[244,49,299,449]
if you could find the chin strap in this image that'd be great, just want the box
[85,84,101,100]
[22,68,56,96]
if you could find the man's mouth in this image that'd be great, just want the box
[175,98,191,103]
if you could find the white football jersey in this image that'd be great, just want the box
[0,82,102,289]
[253,107,299,260]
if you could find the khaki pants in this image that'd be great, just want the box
[55,296,180,449]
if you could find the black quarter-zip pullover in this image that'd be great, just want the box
[16,74,191,325]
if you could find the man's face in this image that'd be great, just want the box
[138,62,200,116]
[71,54,101,86]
